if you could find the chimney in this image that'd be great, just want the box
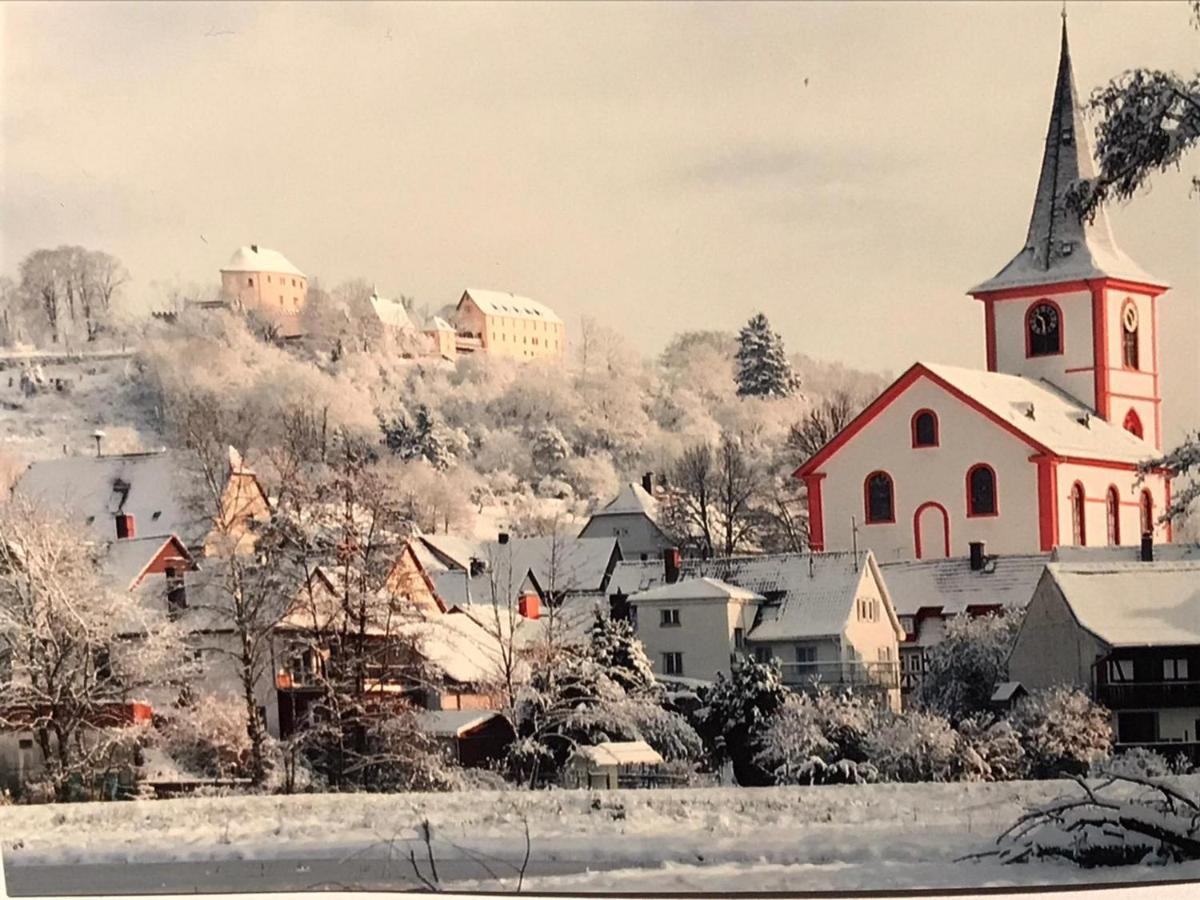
[91,429,106,457]
[969,541,985,572]
[250,243,259,253]
[115,513,136,540]
[642,472,654,494]
[498,532,510,545]
[1141,532,1154,563]
[663,547,681,584]
[518,591,541,620]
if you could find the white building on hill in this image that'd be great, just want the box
[578,476,676,562]
[796,23,1173,563]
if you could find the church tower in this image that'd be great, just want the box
[968,21,1170,448]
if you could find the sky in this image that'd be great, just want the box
[2,1,1197,443]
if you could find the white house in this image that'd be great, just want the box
[578,476,676,562]
[796,23,1173,563]
[1007,560,1200,763]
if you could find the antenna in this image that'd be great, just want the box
[851,516,859,571]
[1061,0,1067,23]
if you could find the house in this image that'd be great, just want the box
[578,474,677,562]
[367,289,414,336]
[423,317,458,360]
[564,740,664,790]
[877,543,1048,697]
[616,549,904,709]
[1007,560,1200,764]
[415,709,515,767]
[452,288,565,361]
[795,23,1173,563]
[219,244,309,338]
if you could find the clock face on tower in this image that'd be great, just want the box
[1122,301,1139,332]
[1030,304,1057,335]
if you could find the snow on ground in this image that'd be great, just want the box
[4,778,1200,891]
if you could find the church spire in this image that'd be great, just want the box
[970,19,1164,295]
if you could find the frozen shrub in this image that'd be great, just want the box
[1007,686,1112,778]
[957,715,1027,782]
[156,694,253,780]
[866,709,963,783]
[1095,746,1183,779]
[918,610,1024,722]
[694,659,789,786]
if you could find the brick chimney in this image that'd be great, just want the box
[518,591,541,620]
[498,531,510,545]
[663,547,682,584]
[642,472,654,494]
[969,541,985,571]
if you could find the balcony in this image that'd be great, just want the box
[1097,680,1200,710]
[778,661,900,691]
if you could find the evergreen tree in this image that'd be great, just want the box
[586,608,657,695]
[380,404,455,470]
[735,313,800,398]
[693,658,788,785]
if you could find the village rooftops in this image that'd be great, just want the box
[629,577,763,605]
[1050,543,1200,564]
[414,709,505,738]
[417,534,620,597]
[221,245,305,278]
[878,552,1049,618]
[460,288,562,324]
[1043,561,1200,648]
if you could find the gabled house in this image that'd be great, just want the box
[578,475,676,562]
[617,550,904,709]
[453,288,565,361]
[1008,560,1200,764]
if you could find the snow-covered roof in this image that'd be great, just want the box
[102,536,192,592]
[879,553,1049,617]
[591,482,659,520]
[460,288,562,324]
[221,245,306,278]
[415,709,505,738]
[430,567,538,609]
[611,551,903,643]
[419,534,619,596]
[970,24,1165,295]
[629,577,763,605]
[427,316,455,333]
[1047,561,1200,647]
[369,291,413,331]
[990,682,1026,703]
[402,611,515,685]
[1050,543,1200,564]
[922,363,1155,464]
[14,452,209,547]
[574,740,663,767]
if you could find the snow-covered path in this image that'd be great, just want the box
[4,778,1199,893]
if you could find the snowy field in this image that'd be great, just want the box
[4,778,1200,892]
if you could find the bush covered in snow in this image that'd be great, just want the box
[1007,686,1113,778]
[694,659,789,785]
[917,609,1024,723]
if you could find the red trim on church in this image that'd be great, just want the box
[984,299,997,371]
[1035,455,1060,551]
[912,501,950,559]
[803,473,826,552]
[1089,280,1110,419]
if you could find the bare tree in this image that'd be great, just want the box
[664,442,718,556]
[713,434,762,557]
[786,391,860,463]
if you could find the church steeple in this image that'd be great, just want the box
[970,20,1164,294]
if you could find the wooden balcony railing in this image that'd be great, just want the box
[1097,680,1200,709]
[778,661,900,691]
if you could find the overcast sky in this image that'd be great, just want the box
[2,2,1196,442]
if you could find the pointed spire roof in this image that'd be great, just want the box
[970,21,1165,294]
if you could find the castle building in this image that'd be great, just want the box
[220,244,308,338]
[453,288,565,361]
[796,23,1173,562]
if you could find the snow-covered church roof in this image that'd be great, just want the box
[970,23,1165,295]
[461,288,562,324]
[221,245,306,278]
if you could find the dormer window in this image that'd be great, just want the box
[1026,301,1062,357]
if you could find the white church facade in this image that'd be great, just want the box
[796,23,1174,562]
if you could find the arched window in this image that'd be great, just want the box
[1070,482,1087,546]
[911,410,939,448]
[247,276,254,287]
[1121,300,1140,370]
[1140,489,1155,537]
[1106,486,1120,545]
[864,471,895,524]
[966,464,998,517]
[1123,409,1144,439]
[1026,301,1062,357]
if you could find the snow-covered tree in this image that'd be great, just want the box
[735,313,800,398]
[866,709,965,783]
[918,610,1024,723]
[1141,433,1199,527]
[531,424,571,471]
[957,714,1027,782]
[755,688,882,785]
[0,500,186,801]
[380,404,461,471]
[1007,686,1113,778]
[586,608,657,696]
[694,659,788,785]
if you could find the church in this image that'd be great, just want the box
[796,23,1174,562]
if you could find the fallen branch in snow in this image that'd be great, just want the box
[963,774,1200,867]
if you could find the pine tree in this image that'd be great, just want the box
[586,608,657,695]
[735,313,800,398]
[694,658,788,785]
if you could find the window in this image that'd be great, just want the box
[267,275,272,283]
[1070,482,1087,545]
[1123,409,1144,439]
[1107,658,1133,682]
[247,276,254,287]
[660,608,681,627]
[1027,301,1062,356]
[662,652,683,676]
[733,627,745,650]
[1106,486,1120,545]
[753,646,772,664]
[966,464,997,516]
[794,645,817,665]
[1163,658,1189,681]
[1140,489,1155,536]
[166,567,187,618]
[911,410,938,447]
[1121,300,1140,369]
[857,598,879,622]
[864,471,894,524]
